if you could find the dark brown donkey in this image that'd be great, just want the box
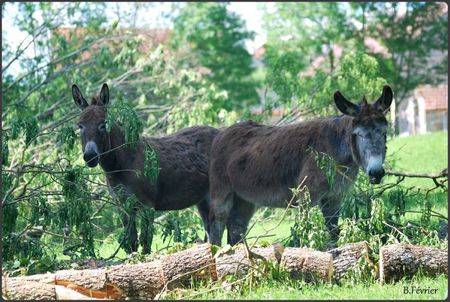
[207,86,393,246]
[72,83,219,253]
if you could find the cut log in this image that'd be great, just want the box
[2,279,56,300]
[160,243,217,289]
[105,260,164,299]
[54,268,113,299]
[328,241,374,281]
[215,244,284,279]
[11,272,56,284]
[281,247,333,282]
[55,286,103,300]
[379,243,448,283]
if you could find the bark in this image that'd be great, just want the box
[215,244,284,279]
[105,260,164,299]
[379,243,448,283]
[281,247,333,282]
[160,243,217,289]
[2,278,100,300]
[328,241,373,281]
[2,279,56,300]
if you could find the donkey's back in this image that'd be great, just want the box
[148,125,220,210]
[209,119,346,207]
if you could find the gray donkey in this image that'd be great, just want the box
[207,86,393,246]
[72,83,219,253]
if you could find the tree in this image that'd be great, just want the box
[365,2,448,133]
[263,2,352,73]
[262,2,448,132]
[170,2,259,110]
[2,2,238,273]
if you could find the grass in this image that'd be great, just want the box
[168,274,448,300]
[385,131,448,188]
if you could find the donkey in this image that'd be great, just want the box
[72,83,219,253]
[207,86,393,246]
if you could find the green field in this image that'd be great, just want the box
[174,274,448,300]
[385,131,448,188]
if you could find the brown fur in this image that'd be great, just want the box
[207,86,393,246]
[73,84,219,253]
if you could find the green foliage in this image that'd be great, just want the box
[160,211,204,245]
[9,115,39,146]
[59,166,95,257]
[310,148,337,190]
[262,2,447,132]
[106,99,143,147]
[171,2,258,109]
[143,143,160,184]
[56,125,77,154]
[288,186,329,250]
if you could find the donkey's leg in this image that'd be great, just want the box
[196,197,211,243]
[320,197,341,241]
[120,211,138,253]
[226,196,256,246]
[208,191,234,246]
[139,207,155,254]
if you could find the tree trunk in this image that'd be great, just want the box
[215,244,284,279]
[160,243,217,289]
[379,243,448,283]
[281,247,333,282]
[104,261,164,299]
[2,278,101,300]
[328,241,374,281]
[2,279,57,300]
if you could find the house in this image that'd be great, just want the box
[398,84,448,136]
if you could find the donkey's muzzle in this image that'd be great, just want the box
[84,152,99,167]
[83,141,100,167]
[368,167,385,184]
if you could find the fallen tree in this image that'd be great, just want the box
[2,242,448,300]
[329,241,374,281]
[379,243,448,283]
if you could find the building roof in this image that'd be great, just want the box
[416,84,448,111]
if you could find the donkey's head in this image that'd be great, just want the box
[334,85,393,184]
[72,83,110,168]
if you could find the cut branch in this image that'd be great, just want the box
[386,169,448,179]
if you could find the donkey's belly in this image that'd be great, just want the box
[234,185,294,208]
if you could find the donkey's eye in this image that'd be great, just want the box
[98,122,106,131]
[78,123,85,131]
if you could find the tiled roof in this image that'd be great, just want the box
[416,84,448,110]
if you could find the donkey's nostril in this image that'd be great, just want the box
[368,168,385,184]
[84,152,99,167]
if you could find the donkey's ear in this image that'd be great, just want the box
[72,84,88,110]
[374,85,393,114]
[99,83,109,107]
[334,91,360,116]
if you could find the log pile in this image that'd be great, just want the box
[2,242,447,300]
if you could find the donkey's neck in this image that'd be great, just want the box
[311,115,355,166]
[99,124,136,173]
